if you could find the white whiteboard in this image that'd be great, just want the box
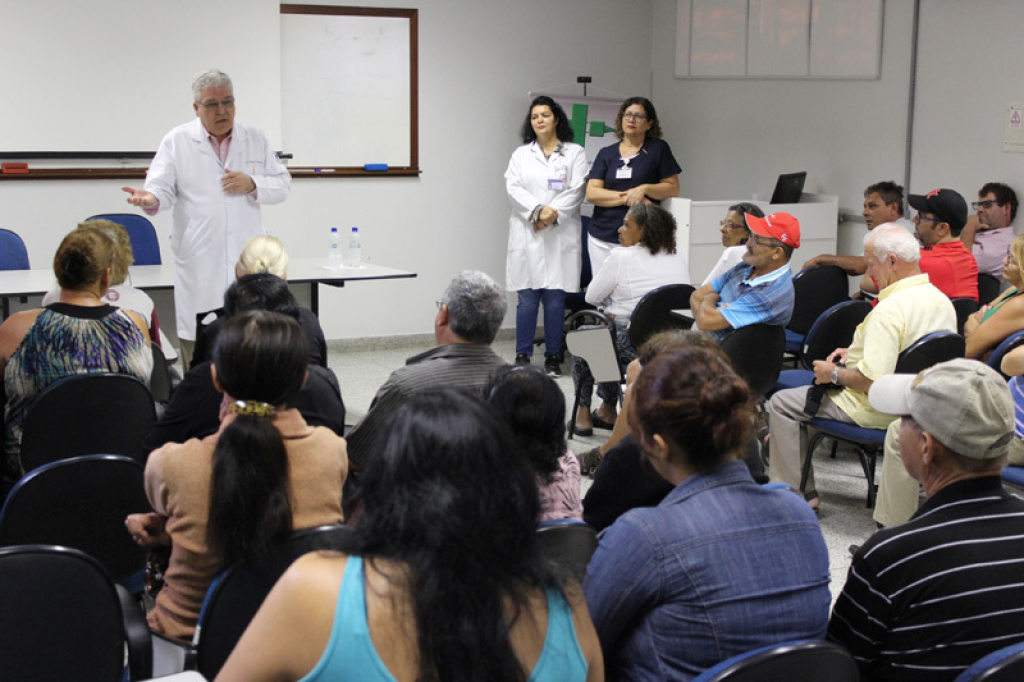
[0,0,281,153]
[280,8,414,168]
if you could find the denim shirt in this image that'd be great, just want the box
[583,460,830,681]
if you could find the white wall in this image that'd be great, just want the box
[0,0,652,340]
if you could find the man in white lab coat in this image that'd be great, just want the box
[122,69,290,367]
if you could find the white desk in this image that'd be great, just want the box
[0,258,417,318]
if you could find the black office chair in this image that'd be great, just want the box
[952,297,981,335]
[720,324,786,398]
[0,544,152,681]
[979,273,1002,306]
[192,525,354,679]
[784,265,850,365]
[773,300,872,393]
[565,310,624,439]
[987,329,1024,379]
[692,640,857,682]
[955,640,1024,681]
[86,213,162,265]
[799,330,965,507]
[628,283,696,350]
[535,520,598,582]
[19,373,156,474]
[0,455,151,587]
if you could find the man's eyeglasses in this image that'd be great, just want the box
[200,97,235,111]
[916,214,940,223]
[750,236,778,248]
[972,200,1001,210]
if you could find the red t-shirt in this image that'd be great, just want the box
[919,241,979,301]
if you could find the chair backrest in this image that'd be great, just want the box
[628,283,696,349]
[86,213,161,265]
[720,324,787,397]
[535,520,598,582]
[19,372,156,473]
[987,329,1024,378]
[955,641,1024,681]
[195,524,355,679]
[979,273,1002,306]
[788,265,850,336]
[0,544,126,681]
[0,455,151,583]
[692,640,858,682]
[895,331,966,375]
[0,228,30,270]
[952,297,981,335]
[565,311,623,384]
[800,299,872,369]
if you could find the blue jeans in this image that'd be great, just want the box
[516,288,567,357]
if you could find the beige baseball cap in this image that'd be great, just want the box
[868,358,1014,460]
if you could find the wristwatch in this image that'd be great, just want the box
[831,366,841,386]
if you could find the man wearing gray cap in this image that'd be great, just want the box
[829,359,1024,681]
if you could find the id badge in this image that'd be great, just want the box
[548,177,564,191]
[616,167,633,180]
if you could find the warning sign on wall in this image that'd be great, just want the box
[1004,103,1024,152]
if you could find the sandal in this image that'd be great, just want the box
[590,414,616,430]
[578,446,603,476]
[568,419,593,437]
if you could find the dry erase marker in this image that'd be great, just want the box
[364,164,388,171]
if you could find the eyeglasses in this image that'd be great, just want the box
[972,200,1001,210]
[916,214,940,223]
[623,112,648,121]
[720,220,747,230]
[750,236,778,248]
[199,97,235,111]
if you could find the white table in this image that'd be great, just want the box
[0,258,417,318]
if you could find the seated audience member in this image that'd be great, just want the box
[192,234,327,368]
[961,182,1018,282]
[0,226,152,480]
[910,187,979,300]
[767,225,956,511]
[963,235,1024,360]
[144,274,345,451]
[584,348,829,680]
[689,211,799,342]
[125,311,347,642]
[1002,346,1024,466]
[486,366,582,522]
[701,202,763,285]
[216,390,603,682]
[572,203,689,435]
[830,359,1024,681]
[345,270,508,470]
[805,181,911,297]
[581,330,766,531]
[41,219,173,357]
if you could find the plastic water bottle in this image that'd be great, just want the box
[349,227,362,264]
[328,227,341,268]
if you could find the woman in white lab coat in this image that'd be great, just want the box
[505,95,588,377]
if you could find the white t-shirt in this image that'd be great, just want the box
[585,244,690,318]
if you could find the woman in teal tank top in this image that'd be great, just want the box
[965,235,1024,360]
[217,390,603,682]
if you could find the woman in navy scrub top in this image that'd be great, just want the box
[585,97,681,276]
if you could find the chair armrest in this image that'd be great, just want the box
[116,584,152,681]
[150,630,198,677]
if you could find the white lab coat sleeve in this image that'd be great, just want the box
[144,133,180,211]
[505,147,543,223]
[250,133,290,206]
[547,144,588,215]
[586,248,621,306]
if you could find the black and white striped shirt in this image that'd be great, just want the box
[828,476,1024,681]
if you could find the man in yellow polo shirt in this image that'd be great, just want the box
[766,224,956,510]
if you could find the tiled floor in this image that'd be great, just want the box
[327,334,880,604]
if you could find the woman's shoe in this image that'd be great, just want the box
[590,414,616,430]
[578,446,603,476]
[568,420,593,437]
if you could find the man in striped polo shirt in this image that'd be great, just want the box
[829,359,1024,681]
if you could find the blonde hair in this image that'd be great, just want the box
[76,220,133,285]
[236,235,289,279]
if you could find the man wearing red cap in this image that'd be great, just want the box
[690,211,800,342]
[765,224,956,510]
[910,187,978,301]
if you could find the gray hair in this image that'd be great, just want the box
[442,270,507,344]
[865,223,920,263]
[192,69,233,103]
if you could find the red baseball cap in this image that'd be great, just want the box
[746,211,801,248]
